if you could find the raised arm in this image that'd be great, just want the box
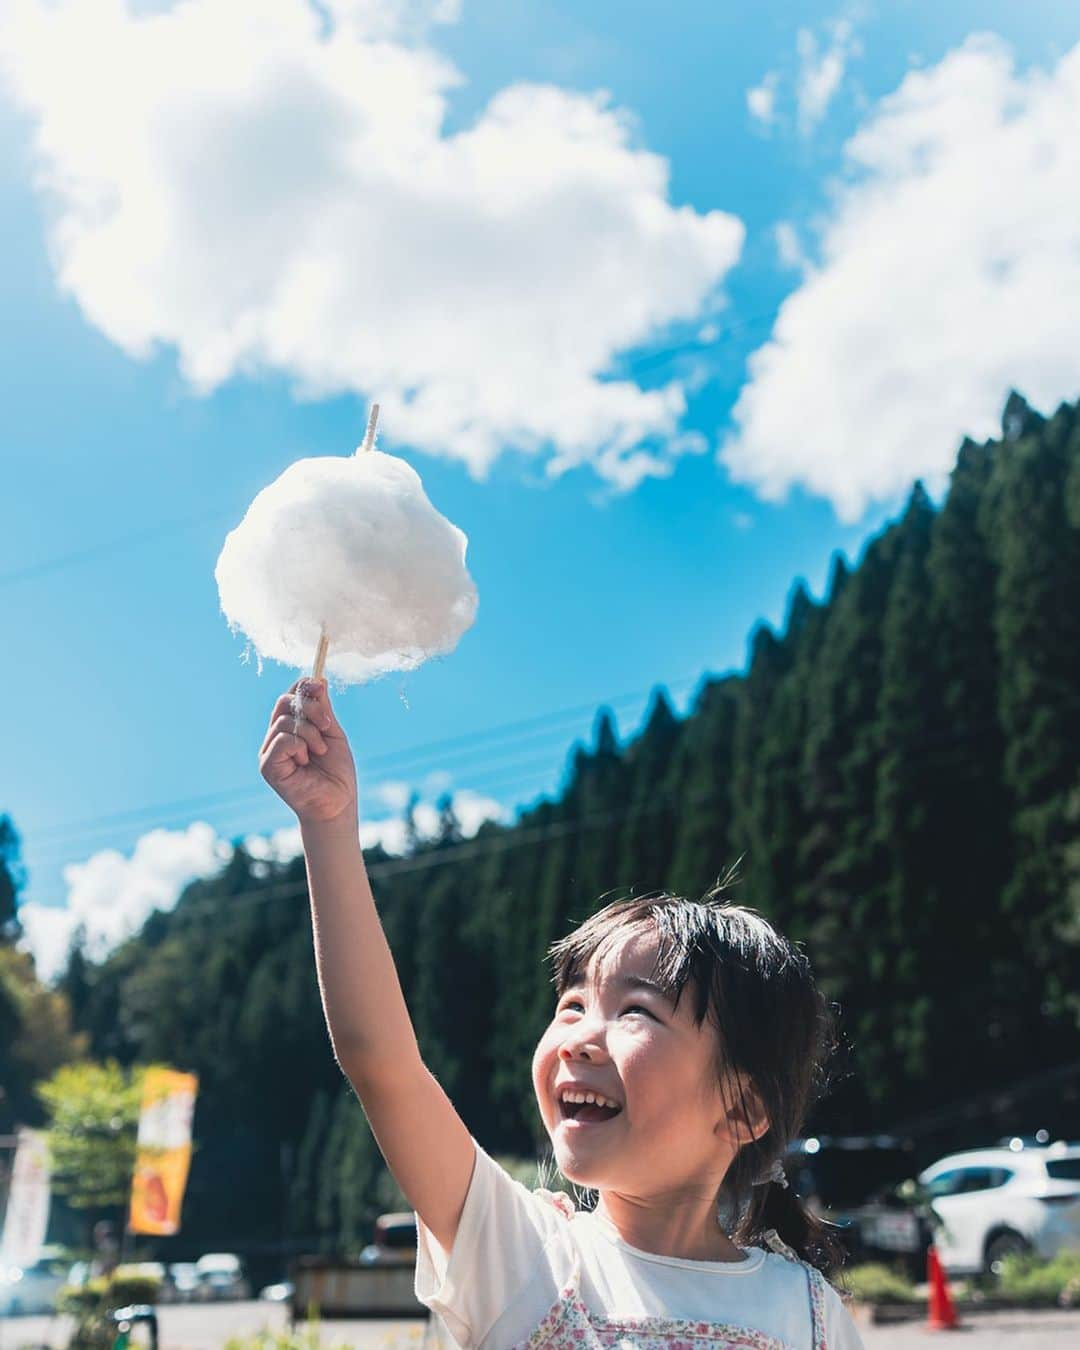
[259,679,475,1253]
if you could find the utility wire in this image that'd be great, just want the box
[69,701,1073,929]
[26,678,702,853]
[0,509,233,587]
[26,681,1079,872]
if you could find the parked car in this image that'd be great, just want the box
[785,1135,930,1273]
[259,1280,294,1302]
[919,1140,1080,1278]
[0,1245,74,1316]
[292,1214,422,1322]
[163,1262,201,1303]
[358,1212,418,1266]
[193,1252,251,1301]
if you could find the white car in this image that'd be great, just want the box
[920,1141,1080,1277]
[164,1262,201,1302]
[0,1246,73,1316]
[193,1252,251,1301]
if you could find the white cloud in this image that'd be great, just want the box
[421,768,453,797]
[747,71,779,127]
[322,1,462,43]
[369,780,413,813]
[723,33,1080,522]
[243,824,304,863]
[19,786,506,981]
[748,16,859,139]
[444,787,507,836]
[0,0,743,491]
[796,18,859,137]
[19,822,230,983]
[773,221,810,273]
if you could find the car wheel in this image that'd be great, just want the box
[984,1229,1030,1280]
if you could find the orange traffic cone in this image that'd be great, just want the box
[926,1243,962,1331]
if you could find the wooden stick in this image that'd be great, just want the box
[312,627,329,681]
[307,406,378,679]
[359,402,380,454]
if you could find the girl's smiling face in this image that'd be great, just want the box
[532,923,756,1197]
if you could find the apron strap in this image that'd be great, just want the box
[762,1229,828,1349]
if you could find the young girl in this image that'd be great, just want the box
[261,678,865,1349]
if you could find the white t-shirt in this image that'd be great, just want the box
[416,1140,865,1350]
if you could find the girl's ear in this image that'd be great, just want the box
[718,1072,770,1145]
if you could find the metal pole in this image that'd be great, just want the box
[0,1135,16,1350]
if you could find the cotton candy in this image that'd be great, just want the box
[215,446,478,683]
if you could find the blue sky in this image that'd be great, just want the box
[3,0,1078,980]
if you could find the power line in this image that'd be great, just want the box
[25,677,703,855]
[24,757,564,871]
[0,508,232,587]
[622,307,780,375]
[56,699,1064,930]
[26,681,1073,872]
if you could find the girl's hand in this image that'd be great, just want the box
[259,679,357,824]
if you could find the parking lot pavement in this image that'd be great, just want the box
[0,1303,431,1350]
[858,1307,1080,1347]
[5,1304,1080,1348]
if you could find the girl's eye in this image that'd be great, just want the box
[557,1000,655,1019]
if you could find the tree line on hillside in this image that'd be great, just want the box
[3,390,1079,1261]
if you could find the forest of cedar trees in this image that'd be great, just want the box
[3,390,1079,1262]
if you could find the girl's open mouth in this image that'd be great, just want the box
[558,1091,623,1126]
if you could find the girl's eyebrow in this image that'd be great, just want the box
[564,973,672,1001]
[615,974,673,1001]
[615,977,666,999]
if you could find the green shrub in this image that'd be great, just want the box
[57,1277,109,1317]
[995,1251,1080,1306]
[105,1273,161,1308]
[223,1325,427,1350]
[840,1263,917,1304]
[61,1268,164,1348]
[224,1331,333,1350]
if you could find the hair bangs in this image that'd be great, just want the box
[548,892,719,1023]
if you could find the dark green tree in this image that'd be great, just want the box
[0,815,25,943]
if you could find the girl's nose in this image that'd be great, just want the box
[558,1027,607,1061]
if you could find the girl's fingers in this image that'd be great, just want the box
[262,697,296,755]
[262,680,339,758]
[267,712,328,756]
[261,730,310,772]
[294,678,339,735]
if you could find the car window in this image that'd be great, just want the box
[925,1169,962,1198]
[1047,1159,1080,1181]
[951,1168,1003,1194]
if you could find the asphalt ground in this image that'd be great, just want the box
[3,1301,1080,1348]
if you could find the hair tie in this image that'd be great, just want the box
[753,1159,788,1189]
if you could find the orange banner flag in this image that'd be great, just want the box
[128,1067,199,1236]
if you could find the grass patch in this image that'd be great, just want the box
[839,1263,918,1304]
[993,1250,1080,1307]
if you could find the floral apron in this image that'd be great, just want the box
[515,1228,829,1350]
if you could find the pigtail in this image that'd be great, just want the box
[739,1176,847,1274]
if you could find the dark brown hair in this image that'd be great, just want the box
[546,889,846,1273]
